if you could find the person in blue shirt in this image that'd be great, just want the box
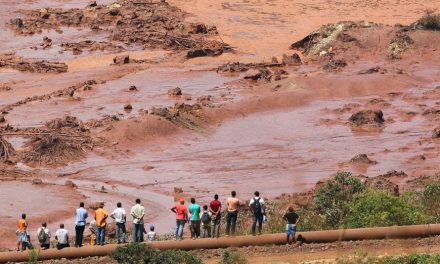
[75,202,88,247]
[188,198,201,239]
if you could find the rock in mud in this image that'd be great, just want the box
[129,85,138,91]
[124,104,133,110]
[350,154,377,164]
[358,66,387,74]
[188,23,208,34]
[432,127,440,138]
[168,87,182,96]
[31,178,43,185]
[0,115,5,123]
[349,110,384,128]
[10,18,24,29]
[65,180,77,188]
[244,68,272,81]
[113,55,129,65]
[282,53,302,65]
[174,187,183,193]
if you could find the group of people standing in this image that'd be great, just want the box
[170,190,299,243]
[16,191,300,251]
[16,199,156,251]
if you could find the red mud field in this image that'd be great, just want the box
[1,0,440,260]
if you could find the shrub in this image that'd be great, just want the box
[313,172,366,228]
[382,253,440,264]
[112,243,202,264]
[113,243,152,264]
[218,248,248,264]
[417,11,440,31]
[422,183,440,222]
[344,191,433,228]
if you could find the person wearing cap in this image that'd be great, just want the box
[170,199,188,240]
[147,225,156,241]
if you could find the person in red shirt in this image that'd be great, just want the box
[209,194,222,238]
[170,199,188,240]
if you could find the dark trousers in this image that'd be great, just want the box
[75,225,85,247]
[133,223,144,243]
[190,220,201,238]
[115,222,126,243]
[212,216,221,238]
[225,211,238,235]
[56,243,70,250]
[252,213,264,235]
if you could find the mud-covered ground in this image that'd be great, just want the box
[1,0,440,256]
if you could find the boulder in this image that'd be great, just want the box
[113,55,129,65]
[282,53,302,65]
[168,87,182,96]
[432,126,440,138]
[349,110,384,127]
[350,154,377,164]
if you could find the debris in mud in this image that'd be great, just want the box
[22,132,92,166]
[422,108,440,117]
[281,53,302,65]
[243,68,272,81]
[349,110,384,128]
[432,127,440,138]
[31,178,43,185]
[216,61,283,73]
[61,40,124,54]
[388,31,414,59]
[350,154,377,165]
[10,0,231,58]
[113,55,130,65]
[45,115,87,132]
[0,80,97,116]
[150,102,203,130]
[358,66,387,74]
[168,87,182,96]
[128,85,138,91]
[0,115,5,123]
[41,36,52,49]
[322,55,347,71]
[142,165,154,171]
[197,95,212,106]
[0,84,12,92]
[379,170,408,178]
[0,136,15,162]
[0,53,68,73]
[124,104,133,111]
[364,176,395,192]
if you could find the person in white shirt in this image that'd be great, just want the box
[249,191,265,236]
[147,225,156,241]
[55,224,69,250]
[111,202,127,243]
[37,222,51,250]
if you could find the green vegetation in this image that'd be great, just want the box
[313,171,366,229]
[112,243,202,264]
[422,183,440,222]
[417,11,440,31]
[332,253,440,264]
[28,249,38,264]
[344,190,433,228]
[218,248,248,264]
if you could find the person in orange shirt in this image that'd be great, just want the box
[17,213,28,251]
[94,203,109,246]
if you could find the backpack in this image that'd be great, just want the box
[251,197,263,215]
[201,212,211,224]
[38,228,47,243]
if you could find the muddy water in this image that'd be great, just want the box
[6,68,236,127]
[2,0,440,251]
